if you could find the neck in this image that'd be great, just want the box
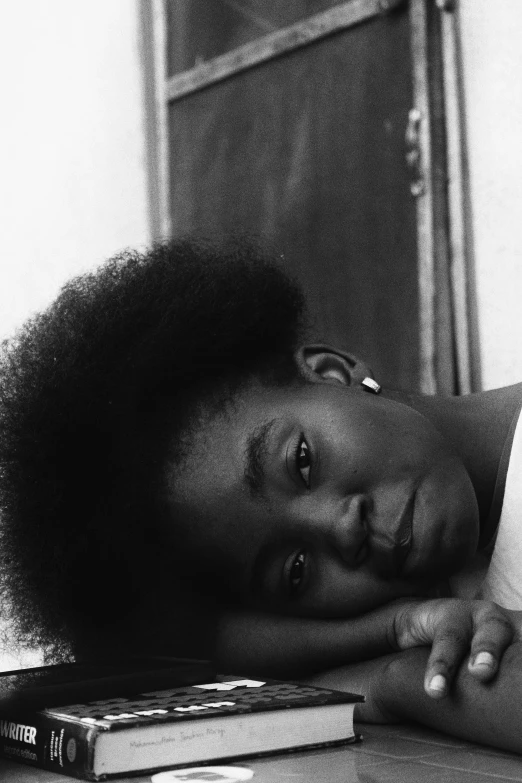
[385,383,522,533]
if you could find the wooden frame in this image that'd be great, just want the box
[440,2,475,393]
[409,0,472,395]
[139,0,171,240]
[165,0,406,102]
[409,0,438,394]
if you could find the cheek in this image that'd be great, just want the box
[408,457,479,579]
[333,418,435,487]
[423,453,477,522]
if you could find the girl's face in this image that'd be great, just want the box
[167,381,479,617]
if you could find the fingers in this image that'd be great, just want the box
[424,629,469,699]
[468,651,497,678]
[467,603,513,682]
[423,602,514,699]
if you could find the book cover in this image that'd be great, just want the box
[0,674,363,780]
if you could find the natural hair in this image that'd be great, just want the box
[0,237,307,662]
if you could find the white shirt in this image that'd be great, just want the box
[449,404,522,608]
[480,407,522,608]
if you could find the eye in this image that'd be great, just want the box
[287,551,307,595]
[295,437,311,488]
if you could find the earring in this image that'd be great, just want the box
[361,377,382,394]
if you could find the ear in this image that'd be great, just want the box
[295,344,375,387]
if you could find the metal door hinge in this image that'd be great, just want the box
[406,108,425,197]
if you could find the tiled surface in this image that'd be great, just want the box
[1,723,522,781]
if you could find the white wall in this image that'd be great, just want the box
[0,0,150,343]
[0,1,150,668]
[459,0,522,390]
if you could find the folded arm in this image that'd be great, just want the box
[214,604,401,677]
[305,641,522,754]
[215,600,515,695]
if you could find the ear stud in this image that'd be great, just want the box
[361,377,382,394]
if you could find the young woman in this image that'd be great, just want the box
[0,239,520,751]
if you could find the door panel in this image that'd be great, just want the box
[168,6,419,389]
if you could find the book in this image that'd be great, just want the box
[0,673,363,780]
[0,658,217,712]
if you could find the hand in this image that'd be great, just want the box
[393,599,516,699]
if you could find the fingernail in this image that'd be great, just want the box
[429,674,446,693]
[472,652,495,669]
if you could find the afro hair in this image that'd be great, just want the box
[0,237,307,661]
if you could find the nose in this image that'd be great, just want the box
[328,495,369,567]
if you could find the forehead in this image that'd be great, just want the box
[170,383,295,507]
[174,380,350,483]
[165,381,362,565]
[163,389,279,595]
[168,378,415,523]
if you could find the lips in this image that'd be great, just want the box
[370,491,414,579]
[394,492,414,576]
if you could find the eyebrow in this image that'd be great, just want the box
[243,418,279,498]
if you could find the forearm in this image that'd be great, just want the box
[384,643,522,753]
[214,604,404,678]
[308,642,522,754]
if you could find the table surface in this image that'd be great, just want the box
[1,722,522,783]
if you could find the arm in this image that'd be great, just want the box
[214,603,402,678]
[305,641,522,754]
[215,600,514,693]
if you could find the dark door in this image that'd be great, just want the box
[163,0,453,393]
